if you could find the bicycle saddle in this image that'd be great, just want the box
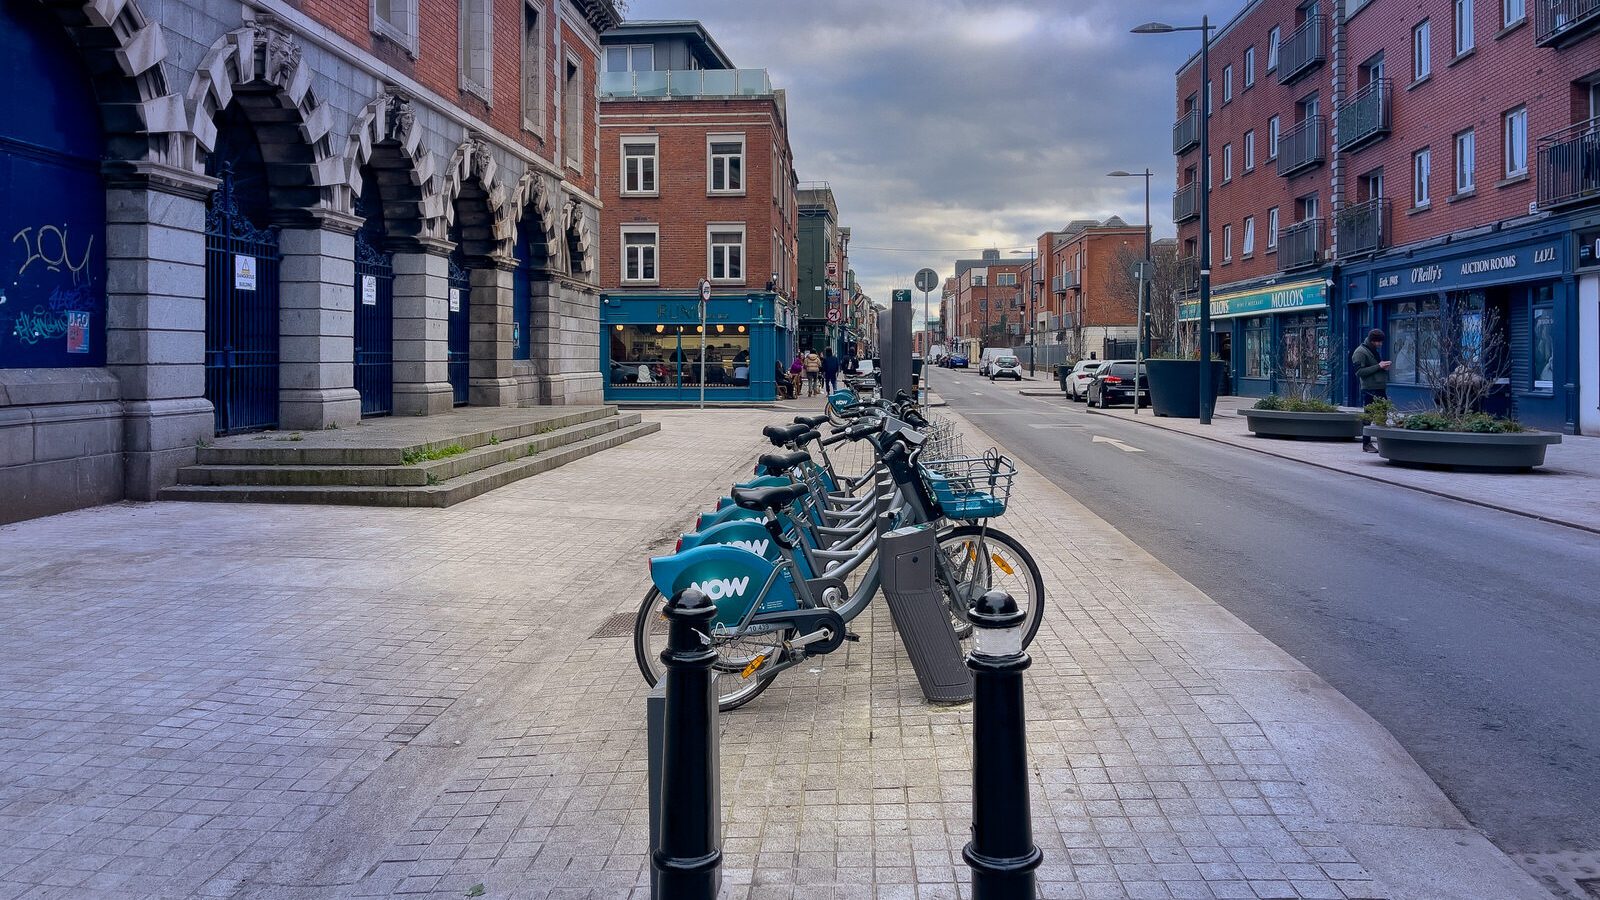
[792,414,829,428]
[763,423,809,445]
[731,482,809,512]
[757,450,811,474]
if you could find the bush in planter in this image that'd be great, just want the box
[1254,394,1339,413]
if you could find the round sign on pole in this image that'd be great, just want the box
[698,279,711,302]
[914,268,939,293]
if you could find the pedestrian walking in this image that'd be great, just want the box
[804,349,822,396]
[821,347,841,394]
[1352,328,1392,453]
[789,352,805,399]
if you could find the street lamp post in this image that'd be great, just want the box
[1133,17,1216,424]
[1108,169,1153,415]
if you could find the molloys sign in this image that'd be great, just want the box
[1179,279,1328,321]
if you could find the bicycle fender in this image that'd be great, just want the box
[697,505,764,530]
[677,520,784,561]
[648,544,798,630]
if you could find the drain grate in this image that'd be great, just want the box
[590,611,637,639]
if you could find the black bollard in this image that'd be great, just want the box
[963,589,1042,899]
[651,588,721,899]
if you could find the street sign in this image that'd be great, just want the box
[914,268,939,293]
[827,306,842,324]
[1132,261,1153,281]
[698,279,711,302]
[892,289,912,303]
[826,262,838,279]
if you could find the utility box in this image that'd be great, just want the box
[878,522,973,703]
[883,289,914,400]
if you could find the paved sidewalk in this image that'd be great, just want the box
[0,407,1548,898]
[1084,396,1600,534]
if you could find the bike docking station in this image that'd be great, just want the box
[879,519,974,702]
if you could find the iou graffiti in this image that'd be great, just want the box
[12,224,95,281]
[6,223,100,355]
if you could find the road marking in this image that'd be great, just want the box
[1092,435,1144,453]
[1027,423,1082,429]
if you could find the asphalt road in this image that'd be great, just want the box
[932,366,1600,866]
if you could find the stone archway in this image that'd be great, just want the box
[438,137,517,407]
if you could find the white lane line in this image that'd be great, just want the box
[1091,435,1144,453]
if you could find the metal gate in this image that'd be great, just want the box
[447,253,471,406]
[353,224,394,417]
[204,163,280,435]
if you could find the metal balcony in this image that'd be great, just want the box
[1336,198,1391,257]
[1277,116,1327,177]
[1173,108,1200,155]
[1337,80,1391,153]
[1536,118,1600,209]
[1535,0,1600,46]
[1051,271,1080,292]
[1279,218,1326,270]
[1173,182,1200,223]
[1277,15,1327,84]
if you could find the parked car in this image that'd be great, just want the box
[1063,360,1109,401]
[1086,361,1149,408]
[977,348,1011,376]
[988,355,1022,381]
[945,354,969,369]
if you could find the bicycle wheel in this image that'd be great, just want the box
[632,586,783,712]
[934,525,1045,648]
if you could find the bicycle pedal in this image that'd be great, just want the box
[844,632,861,642]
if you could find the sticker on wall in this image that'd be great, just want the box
[362,275,378,307]
[449,288,461,313]
[233,255,257,291]
[65,311,90,354]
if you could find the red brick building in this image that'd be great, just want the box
[1045,217,1146,359]
[948,251,1030,354]
[596,21,799,402]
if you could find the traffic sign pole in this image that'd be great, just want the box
[914,268,939,408]
[698,279,710,410]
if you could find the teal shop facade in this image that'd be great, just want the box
[1180,274,1336,401]
[600,292,793,403]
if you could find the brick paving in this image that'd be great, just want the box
[0,406,1546,898]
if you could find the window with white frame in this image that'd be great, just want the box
[459,0,492,99]
[1244,129,1257,171]
[709,226,745,282]
[1222,224,1233,262]
[1412,20,1432,81]
[520,2,543,132]
[708,135,745,194]
[1224,144,1234,182]
[1455,129,1476,193]
[1242,216,1256,257]
[1413,147,1432,206]
[562,56,582,169]
[1268,115,1281,159]
[1267,26,1281,70]
[1267,207,1280,249]
[1244,46,1256,87]
[1503,0,1525,25]
[1454,0,1475,54]
[621,138,657,195]
[372,0,418,54]
[1223,64,1234,103]
[1503,106,1527,177]
[621,226,658,283]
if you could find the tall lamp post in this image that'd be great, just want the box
[1133,18,1216,424]
[1108,169,1153,415]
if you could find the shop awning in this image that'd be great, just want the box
[1178,278,1328,322]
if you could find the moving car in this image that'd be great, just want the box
[1085,361,1149,408]
[1063,360,1109,401]
[988,355,1022,381]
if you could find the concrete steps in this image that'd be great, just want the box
[161,410,659,508]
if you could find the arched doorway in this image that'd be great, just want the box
[513,214,552,364]
[203,104,280,435]
[447,231,472,407]
[0,0,107,369]
[353,170,394,417]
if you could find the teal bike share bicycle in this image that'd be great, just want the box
[634,390,1045,710]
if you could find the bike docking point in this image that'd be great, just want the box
[649,588,722,899]
[964,589,1043,899]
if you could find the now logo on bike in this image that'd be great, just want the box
[723,538,770,556]
[689,576,752,601]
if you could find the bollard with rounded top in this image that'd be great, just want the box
[963,589,1043,899]
[651,588,722,899]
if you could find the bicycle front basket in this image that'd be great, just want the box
[919,450,1016,520]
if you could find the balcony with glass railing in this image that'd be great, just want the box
[1537,118,1600,208]
[1336,198,1391,257]
[600,68,773,99]
[1050,271,1080,293]
[1279,218,1326,270]
[1535,0,1600,46]
[1173,109,1200,155]
[1278,15,1327,84]
[1277,116,1327,177]
[1337,80,1391,152]
[1173,182,1200,223]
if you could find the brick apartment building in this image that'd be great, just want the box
[1,0,620,520]
[596,20,798,402]
[1174,0,1599,433]
[1045,217,1146,360]
[947,250,1031,354]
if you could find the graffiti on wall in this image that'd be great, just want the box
[3,220,103,364]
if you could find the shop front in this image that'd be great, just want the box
[600,292,790,403]
[1341,220,1571,432]
[1573,221,1599,436]
[1179,278,1333,400]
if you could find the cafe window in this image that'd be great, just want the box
[608,323,753,387]
[1244,317,1270,378]
[1387,298,1441,384]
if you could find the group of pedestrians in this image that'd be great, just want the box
[787,347,844,397]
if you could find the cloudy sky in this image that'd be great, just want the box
[628,0,1240,324]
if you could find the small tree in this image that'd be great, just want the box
[1275,323,1335,407]
[1107,242,1185,356]
[1420,302,1506,421]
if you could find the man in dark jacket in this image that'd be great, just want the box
[1352,328,1392,452]
[821,347,842,393]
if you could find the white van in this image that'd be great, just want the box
[977,348,1011,376]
